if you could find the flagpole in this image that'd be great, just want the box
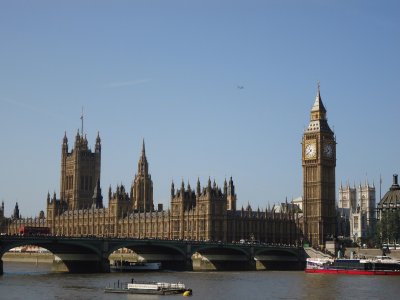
[81,107,84,136]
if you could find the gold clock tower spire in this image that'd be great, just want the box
[302,84,336,247]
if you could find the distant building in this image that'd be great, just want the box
[291,197,303,212]
[377,174,400,219]
[338,181,376,242]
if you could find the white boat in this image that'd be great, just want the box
[105,279,192,295]
[111,261,162,271]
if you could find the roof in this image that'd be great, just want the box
[377,175,400,209]
[311,86,327,113]
[305,84,333,134]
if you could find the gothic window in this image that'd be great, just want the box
[354,216,359,230]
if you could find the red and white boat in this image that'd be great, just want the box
[305,256,400,275]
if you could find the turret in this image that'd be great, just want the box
[197,178,201,196]
[92,178,103,208]
[227,177,236,211]
[95,131,101,153]
[228,177,235,196]
[171,181,175,198]
[13,202,20,219]
[62,131,68,153]
[75,129,80,147]
[224,178,228,195]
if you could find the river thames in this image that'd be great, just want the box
[1,262,400,300]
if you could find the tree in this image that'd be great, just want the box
[375,210,400,248]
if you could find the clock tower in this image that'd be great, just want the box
[302,84,336,247]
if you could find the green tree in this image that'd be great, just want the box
[375,210,400,248]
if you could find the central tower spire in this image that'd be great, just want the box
[138,139,148,175]
[131,140,153,212]
[142,138,146,156]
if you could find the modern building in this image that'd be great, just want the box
[302,84,337,247]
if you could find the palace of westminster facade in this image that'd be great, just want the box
[4,87,342,247]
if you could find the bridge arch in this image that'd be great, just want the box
[254,248,303,270]
[107,240,187,271]
[191,244,252,271]
[0,237,108,274]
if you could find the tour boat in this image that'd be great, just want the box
[111,261,162,271]
[105,279,192,295]
[305,256,400,275]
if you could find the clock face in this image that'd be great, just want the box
[305,143,317,159]
[323,143,333,158]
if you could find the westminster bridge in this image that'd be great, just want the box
[0,235,306,274]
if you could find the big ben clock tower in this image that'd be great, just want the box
[302,84,336,247]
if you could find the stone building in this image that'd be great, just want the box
[7,130,300,244]
[338,182,376,242]
[7,87,345,246]
[302,84,337,247]
[60,130,101,210]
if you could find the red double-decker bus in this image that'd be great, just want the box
[18,225,50,236]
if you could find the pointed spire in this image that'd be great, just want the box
[96,131,101,143]
[95,131,101,152]
[142,139,146,157]
[171,180,175,198]
[92,178,103,208]
[137,139,148,175]
[196,178,201,196]
[224,178,228,194]
[311,81,326,114]
[13,202,20,219]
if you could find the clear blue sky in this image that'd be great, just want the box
[0,1,399,217]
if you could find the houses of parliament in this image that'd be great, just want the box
[4,86,337,248]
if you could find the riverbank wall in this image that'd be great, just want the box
[2,252,140,264]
